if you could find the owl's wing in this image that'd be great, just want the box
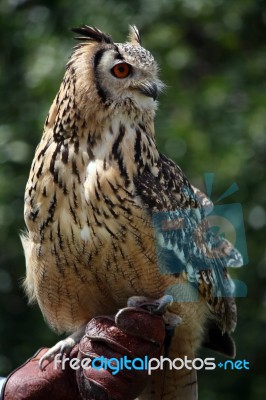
[134,153,241,334]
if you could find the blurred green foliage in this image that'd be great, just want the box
[0,0,265,398]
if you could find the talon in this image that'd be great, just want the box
[163,311,182,328]
[127,295,174,314]
[153,295,174,314]
[38,325,86,371]
[127,296,150,308]
[39,340,66,371]
[39,352,55,371]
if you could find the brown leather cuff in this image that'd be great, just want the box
[1,347,82,400]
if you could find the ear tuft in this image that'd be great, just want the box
[72,25,113,44]
[128,25,141,46]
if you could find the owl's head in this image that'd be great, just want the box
[69,25,164,117]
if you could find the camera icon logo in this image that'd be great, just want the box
[152,173,248,302]
[204,173,248,267]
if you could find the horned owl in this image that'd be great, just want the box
[22,26,241,399]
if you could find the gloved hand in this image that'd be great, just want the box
[1,296,169,400]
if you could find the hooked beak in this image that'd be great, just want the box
[136,82,158,100]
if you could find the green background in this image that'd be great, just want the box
[0,0,265,398]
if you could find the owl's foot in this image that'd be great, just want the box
[39,325,86,371]
[127,294,182,328]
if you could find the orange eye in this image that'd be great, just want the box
[111,63,131,79]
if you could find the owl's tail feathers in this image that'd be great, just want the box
[137,331,198,400]
[162,367,197,400]
[137,366,197,400]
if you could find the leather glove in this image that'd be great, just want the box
[1,296,168,400]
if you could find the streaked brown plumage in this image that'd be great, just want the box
[22,26,241,399]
